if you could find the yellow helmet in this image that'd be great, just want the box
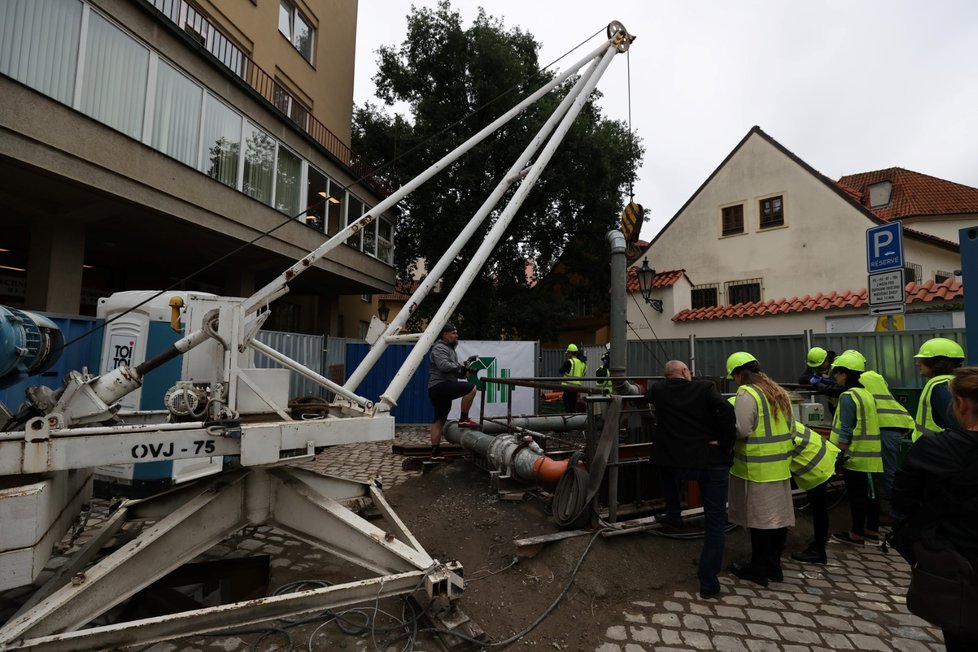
[806,347,827,367]
[831,351,865,373]
[914,338,964,360]
[726,352,757,379]
[566,344,578,353]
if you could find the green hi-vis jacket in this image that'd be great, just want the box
[830,386,883,473]
[913,374,954,442]
[730,385,793,483]
[790,422,839,491]
[859,370,914,433]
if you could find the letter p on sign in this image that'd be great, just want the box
[872,231,893,258]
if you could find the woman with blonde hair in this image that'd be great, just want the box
[725,352,795,587]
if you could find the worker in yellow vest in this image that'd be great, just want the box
[849,352,915,501]
[798,347,843,414]
[828,351,883,546]
[725,352,795,587]
[912,338,965,442]
[788,422,840,564]
[560,344,587,413]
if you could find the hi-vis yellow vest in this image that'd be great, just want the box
[563,357,586,386]
[790,422,839,491]
[913,374,954,442]
[830,387,883,473]
[730,385,793,483]
[858,370,914,433]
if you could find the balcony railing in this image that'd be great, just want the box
[144,0,387,197]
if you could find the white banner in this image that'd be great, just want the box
[453,340,536,419]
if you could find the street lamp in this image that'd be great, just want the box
[636,258,663,313]
[377,301,390,322]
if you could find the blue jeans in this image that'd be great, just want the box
[660,465,729,594]
[879,428,904,500]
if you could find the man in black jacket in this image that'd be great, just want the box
[646,360,736,598]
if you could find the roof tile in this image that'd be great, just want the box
[837,167,978,220]
[671,278,962,322]
[626,267,687,292]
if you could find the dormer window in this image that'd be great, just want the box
[869,181,892,208]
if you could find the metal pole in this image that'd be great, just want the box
[379,41,624,411]
[344,54,605,393]
[961,226,978,365]
[606,229,640,395]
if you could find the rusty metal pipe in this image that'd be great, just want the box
[443,422,570,490]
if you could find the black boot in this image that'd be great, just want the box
[790,545,827,564]
[729,561,769,587]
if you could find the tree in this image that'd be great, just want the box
[353,1,643,340]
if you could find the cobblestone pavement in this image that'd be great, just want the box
[595,541,942,652]
[2,428,944,651]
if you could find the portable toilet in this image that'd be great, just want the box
[94,290,224,495]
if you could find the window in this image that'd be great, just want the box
[903,262,922,284]
[243,122,275,204]
[726,279,762,305]
[81,12,149,140]
[362,212,377,257]
[378,217,394,265]
[346,196,365,249]
[935,270,954,284]
[721,205,744,236]
[275,144,301,216]
[869,182,893,208]
[359,320,370,339]
[690,284,719,309]
[273,84,309,129]
[153,61,202,167]
[577,294,593,318]
[278,0,314,63]
[201,95,241,187]
[0,0,82,106]
[759,195,784,229]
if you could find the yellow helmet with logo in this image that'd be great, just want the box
[726,352,758,379]
[914,338,964,360]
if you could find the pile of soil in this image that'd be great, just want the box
[383,458,818,649]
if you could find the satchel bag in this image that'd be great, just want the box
[906,531,978,635]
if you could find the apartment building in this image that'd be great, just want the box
[0,0,393,336]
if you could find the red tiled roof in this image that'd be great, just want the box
[837,168,978,220]
[672,278,962,322]
[626,267,686,293]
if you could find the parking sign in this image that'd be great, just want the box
[866,222,904,273]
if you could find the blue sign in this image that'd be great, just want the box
[866,222,904,273]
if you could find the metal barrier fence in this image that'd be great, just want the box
[329,329,967,397]
[253,330,325,398]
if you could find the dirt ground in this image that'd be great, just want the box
[382,457,823,650]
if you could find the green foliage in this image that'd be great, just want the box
[353,1,643,340]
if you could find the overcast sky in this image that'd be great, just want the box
[353,1,978,241]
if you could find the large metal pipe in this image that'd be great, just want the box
[477,414,588,434]
[607,230,640,396]
[443,423,570,489]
